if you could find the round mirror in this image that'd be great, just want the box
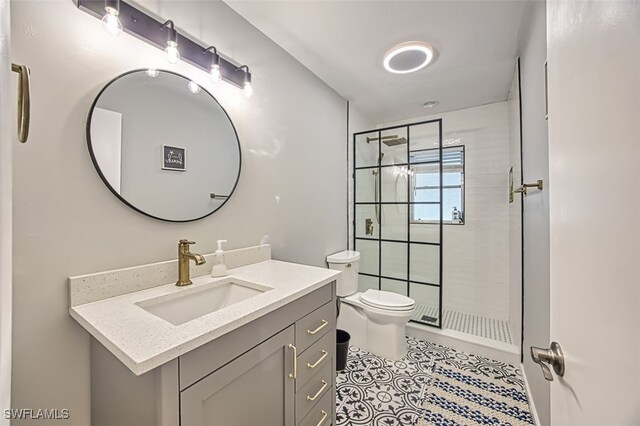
[87,69,241,222]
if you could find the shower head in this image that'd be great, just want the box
[382,137,407,147]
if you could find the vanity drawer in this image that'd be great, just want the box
[296,362,332,424]
[296,331,333,391]
[298,387,332,426]
[295,301,335,353]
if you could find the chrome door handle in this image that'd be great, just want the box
[531,341,565,381]
[11,63,30,143]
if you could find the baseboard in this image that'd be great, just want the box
[406,322,520,366]
[521,364,541,426]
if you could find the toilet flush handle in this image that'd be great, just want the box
[345,263,352,268]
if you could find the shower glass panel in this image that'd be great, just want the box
[381,166,408,203]
[381,278,408,297]
[359,274,379,292]
[354,120,443,328]
[355,205,378,239]
[356,238,379,276]
[380,127,408,167]
[355,131,380,168]
[409,283,440,325]
[381,204,407,241]
[381,241,407,280]
[355,168,378,203]
[410,244,440,284]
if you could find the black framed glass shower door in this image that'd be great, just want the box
[353,120,443,328]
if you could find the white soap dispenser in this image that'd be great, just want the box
[211,239,228,278]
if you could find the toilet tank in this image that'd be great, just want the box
[326,250,360,297]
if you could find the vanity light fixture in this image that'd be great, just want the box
[161,20,180,64]
[383,41,434,74]
[187,80,201,94]
[204,46,222,84]
[77,0,253,92]
[236,65,252,98]
[101,0,122,36]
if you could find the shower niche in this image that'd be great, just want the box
[353,120,443,327]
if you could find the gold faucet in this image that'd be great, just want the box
[176,239,206,286]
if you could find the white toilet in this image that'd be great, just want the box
[327,250,416,361]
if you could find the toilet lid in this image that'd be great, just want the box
[360,290,415,311]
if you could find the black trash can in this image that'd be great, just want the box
[336,329,350,372]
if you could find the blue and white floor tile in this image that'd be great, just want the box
[336,337,531,426]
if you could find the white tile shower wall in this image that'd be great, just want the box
[378,102,512,320]
[11,1,347,424]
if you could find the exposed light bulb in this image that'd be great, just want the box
[145,68,159,78]
[243,81,253,98]
[101,8,122,36]
[210,63,221,83]
[165,41,180,64]
[188,81,201,94]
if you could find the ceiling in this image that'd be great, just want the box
[224,0,531,124]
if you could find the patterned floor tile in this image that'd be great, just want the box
[335,337,529,426]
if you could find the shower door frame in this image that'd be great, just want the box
[353,119,443,328]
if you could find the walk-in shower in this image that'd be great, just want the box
[354,120,444,327]
[353,102,518,348]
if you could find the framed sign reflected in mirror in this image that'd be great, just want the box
[87,69,241,222]
[162,145,186,172]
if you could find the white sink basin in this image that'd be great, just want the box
[137,278,272,325]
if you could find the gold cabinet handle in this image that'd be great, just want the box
[307,350,328,369]
[288,344,297,379]
[11,63,30,143]
[316,410,328,426]
[306,380,328,401]
[307,319,328,335]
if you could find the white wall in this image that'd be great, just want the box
[378,102,512,320]
[10,1,347,424]
[519,2,550,424]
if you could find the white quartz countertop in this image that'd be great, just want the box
[70,260,340,375]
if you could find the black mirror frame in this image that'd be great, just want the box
[86,69,242,222]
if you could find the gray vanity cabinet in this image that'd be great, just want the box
[180,326,295,425]
[90,282,336,426]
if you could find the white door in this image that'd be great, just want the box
[0,0,12,423]
[547,0,640,424]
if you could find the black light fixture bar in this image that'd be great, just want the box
[77,0,251,89]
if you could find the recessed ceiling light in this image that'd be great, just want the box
[423,100,439,108]
[383,41,434,74]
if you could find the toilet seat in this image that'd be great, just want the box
[359,289,415,312]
